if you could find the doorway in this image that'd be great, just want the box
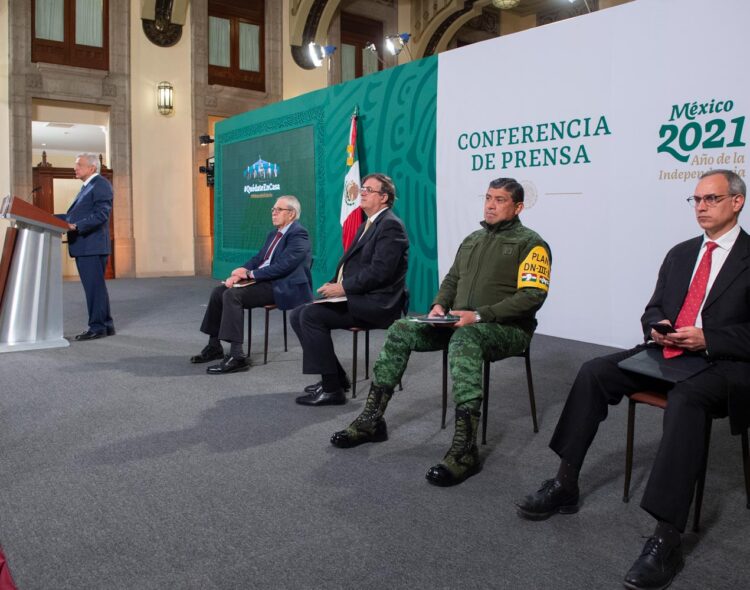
[30,99,114,279]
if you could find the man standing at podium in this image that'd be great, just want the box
[58,153,114,341]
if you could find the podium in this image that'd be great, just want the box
[0,196,71,353]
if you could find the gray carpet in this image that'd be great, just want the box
[0,276,746,589]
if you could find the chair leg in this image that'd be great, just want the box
[247,308,253,359]
[481,361,490,445]
[742,428,750,510]
[624,399,636,503]
[441,347,448,429]
[351,331,358,399]
[692,416,713,533]
[524,350,539,433]
[282,310,288,352]
[365,330,370,379]
[263,308,270,365]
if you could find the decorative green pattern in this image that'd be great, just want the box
[215,56,438,312]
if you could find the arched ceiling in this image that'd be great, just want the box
[289,0,599,68]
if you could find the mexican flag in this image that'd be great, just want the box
[340,108,363,250]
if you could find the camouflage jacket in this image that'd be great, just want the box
[433,217,551,334]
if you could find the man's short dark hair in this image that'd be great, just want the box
[362,173,396,207]
[489,177,524,203]
[700,169,746,197]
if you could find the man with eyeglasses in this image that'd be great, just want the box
[190,195,312,374]
[330,177,551,487]
[518,169,750,590]
[291,173,409,405]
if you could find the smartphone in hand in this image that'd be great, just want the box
[649,322,676,335]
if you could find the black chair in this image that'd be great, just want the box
[247,305,287,365]
[623,390,750,532]
[346,327,370,398]
[440,345,538,445]
[346,290,408,399]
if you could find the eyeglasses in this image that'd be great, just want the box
[359,186,384,195]
[686,194,735,207]
[270,207,292,213]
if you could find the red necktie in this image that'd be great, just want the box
[262,231,283,262]
[663,241,718,359]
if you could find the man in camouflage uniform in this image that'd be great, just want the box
[331,177,552,486]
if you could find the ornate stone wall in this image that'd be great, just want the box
[8,0,135,276]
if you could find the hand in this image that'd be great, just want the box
[428,304,446,318]
[649,320,673,346]
[317,282,345,298]
[224,275,240,287]
[68,223,77,231]
[230,267,248,279]
[662,326,706,351]
[451,310,478,328]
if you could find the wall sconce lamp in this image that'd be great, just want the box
[385,33,412,60]
[308,42,336,67]
[199,134,214,146]
[157,81,174,115]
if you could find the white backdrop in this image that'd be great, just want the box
[436,0,750,348]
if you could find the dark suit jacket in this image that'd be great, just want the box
[641,229,750,434]
[59,174,113,257]
[243,221,313,310]
[332,208,409,329]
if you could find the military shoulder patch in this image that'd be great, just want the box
[517,245,551,292]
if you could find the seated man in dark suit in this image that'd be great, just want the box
[291,173,409,406]
[330,178,550,487]
[191,195,313,374]
[517,169,750,590]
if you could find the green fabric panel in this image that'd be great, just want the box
[214,56,438,312]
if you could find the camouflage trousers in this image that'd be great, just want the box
[372,319,531,406]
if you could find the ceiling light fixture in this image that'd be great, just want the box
[491,0,521,9]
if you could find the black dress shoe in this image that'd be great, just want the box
[295,386,347,406]
[190,345,225,364]
[623,536,683,590]
[74,330,106,341]
[106,326,116,336]
[516,478,580,520]
[304,375,352,394]
[206,355,250,374]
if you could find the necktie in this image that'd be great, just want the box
[358,219,373,241]
[337,219,373,283]
[263,231,283,262]
[663,241,718,359]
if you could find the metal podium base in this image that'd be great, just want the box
[0,224,67,353]
[0,337,69,354]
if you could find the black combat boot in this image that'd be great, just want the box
[330,383,394,448]
[425,406,481,486]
